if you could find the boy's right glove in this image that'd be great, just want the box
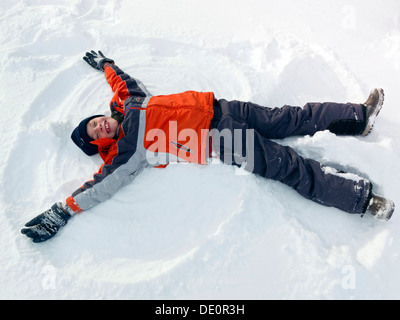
[21,202,72,243]
[83,50,114,71]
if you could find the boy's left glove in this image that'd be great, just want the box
[83,50,114,71]
[21,203,73,243]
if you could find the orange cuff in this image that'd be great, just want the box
[66,196,83,213]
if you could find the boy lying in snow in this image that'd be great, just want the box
[21,50,395,243]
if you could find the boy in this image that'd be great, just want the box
[21,51,395,243]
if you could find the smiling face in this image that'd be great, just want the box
[86,116,119,140]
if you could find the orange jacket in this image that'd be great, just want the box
[66,64,214,213]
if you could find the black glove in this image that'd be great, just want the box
[83,50,114,71]
[21,203,72,243]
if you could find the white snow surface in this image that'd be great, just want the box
[1,0,400,300]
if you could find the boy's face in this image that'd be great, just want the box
[86,116,119,140]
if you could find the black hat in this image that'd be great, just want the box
[71,115,104,156]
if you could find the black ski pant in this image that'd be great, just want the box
[210,99,372,214]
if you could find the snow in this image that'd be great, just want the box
[1,0,399,300]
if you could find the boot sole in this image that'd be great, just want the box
[371,197,395,221]
[382,200,395,221]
